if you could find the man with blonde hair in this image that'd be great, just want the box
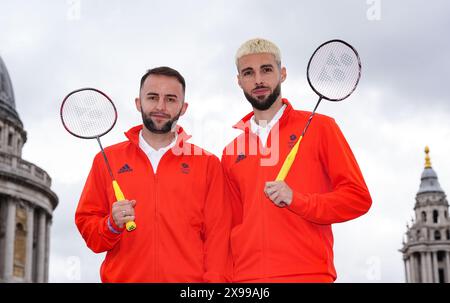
[221,38,372,282]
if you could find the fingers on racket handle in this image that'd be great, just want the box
[112,180,137,232]
[126,221,137,232]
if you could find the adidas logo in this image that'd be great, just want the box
[288,134,298,148]
[235,153,246,163]
[118,164,133,174]
[181,162,190,174]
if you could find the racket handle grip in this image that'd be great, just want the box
[125,221,137,232]
[112,180,125,200]
[275,136,303,181]
[112,180,137,232]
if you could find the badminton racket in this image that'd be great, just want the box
[60,88,136,231]
[276,39,361,205]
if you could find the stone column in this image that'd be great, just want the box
[410,254,417,283]
[405,257,412,283]
[420,252,428,283]
[427,252,434,283]
[44,218,51,282]
[415,254,421,282]
[404,258,409,283]
[3,199,16,282]
[432,252,439,283]
[25,206,34,282]
[36,210,46,283]
[445,251,450,283]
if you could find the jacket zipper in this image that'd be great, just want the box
[261,156,267,279]
[254,132,266,279]
[154,174,158,281]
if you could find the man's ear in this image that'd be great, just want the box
[281,67,287,83]
[180,102,188,117]
[135,97,142,112]
[237,74,243,89]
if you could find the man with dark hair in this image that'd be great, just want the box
[76,66,231,282]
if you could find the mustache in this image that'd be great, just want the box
[252,85,270,91]
[149,111,171,118]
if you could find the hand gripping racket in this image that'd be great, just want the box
[60,88,137,232]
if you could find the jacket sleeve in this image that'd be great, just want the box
[202,155,232,282]
[287,117,372,224]
[75,153,123,253]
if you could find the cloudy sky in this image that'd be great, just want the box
[1,0,449,282]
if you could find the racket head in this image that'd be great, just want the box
[60,88,118,139]
[307,39,361,102]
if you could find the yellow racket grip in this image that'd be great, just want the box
[112,180,136,232]
[276,135,303,181]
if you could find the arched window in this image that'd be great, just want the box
[421,211,427,222]
[434,230,441,240]
[433,210,439,223]
[447,229,450,240]
[8,132,13,146]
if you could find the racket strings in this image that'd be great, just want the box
[308,41,360,101]
[61,90,117,138]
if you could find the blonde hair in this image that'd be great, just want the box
[235,38,281,68]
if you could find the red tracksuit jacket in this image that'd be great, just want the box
[75,125,231,282]
[221,99,372,282]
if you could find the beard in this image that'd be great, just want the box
[141,107,183,134]
[244,83,281,111]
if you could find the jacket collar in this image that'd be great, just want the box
[125,124,192,148]
[233,98,293,132]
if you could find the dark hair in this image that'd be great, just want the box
[140,66,186,92]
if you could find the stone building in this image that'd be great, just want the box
[0,56,58,282]
[400,147,450,283]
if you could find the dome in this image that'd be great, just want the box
[418,167,444,194]
[417,147,444,194]
[0,56,21,124]
[421,167,438,179]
